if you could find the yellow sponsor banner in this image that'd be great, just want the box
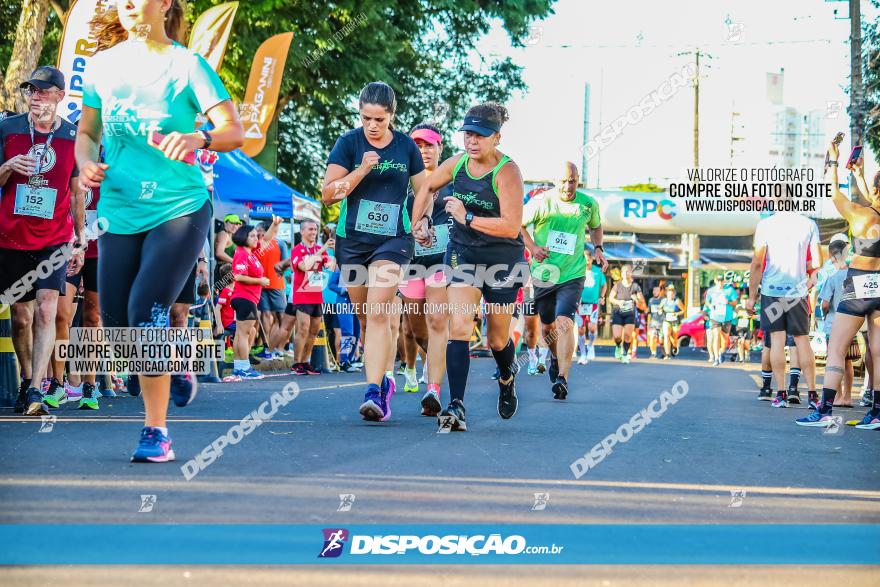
[240,32,294,157]
[188,2,239,71]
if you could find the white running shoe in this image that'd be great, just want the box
[577,354,588,365]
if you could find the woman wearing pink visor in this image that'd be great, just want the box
[399,123,452,417]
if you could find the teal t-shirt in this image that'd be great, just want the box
[707,285,737,322]
[83,41,230,234]
[580,264,607,304]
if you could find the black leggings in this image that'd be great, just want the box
[98,201,211,328]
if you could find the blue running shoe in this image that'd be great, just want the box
[233,368,263,380]
[854,411,880,430]
[255,349,274,360]
[359,384,384,421]
[130,427,175,463]
[98,381,117,398]
[127,375,141,397]
[170,373,199,407]
[379,374,396,422]
[796,410,836,427]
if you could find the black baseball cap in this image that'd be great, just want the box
[20,66,65,91]
[459,115,500,137]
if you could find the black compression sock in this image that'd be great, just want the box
[820,387,836,414]
[623,340,631,354]
[788,368,801,390]
[446,340,470,403]
[491,339,516,381]
[872,390,880,415]
[761,371,772,389]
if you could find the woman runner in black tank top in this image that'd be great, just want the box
[413,102,526,430]
[798,141,880,428]
[321,82,432,424]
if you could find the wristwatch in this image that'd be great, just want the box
[465,212,474,227]
[827,161,838,167]
[595,245,604,253]
[197,129,213,149]
[423,214,433,228]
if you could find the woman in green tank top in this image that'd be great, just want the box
[413,102,527,430]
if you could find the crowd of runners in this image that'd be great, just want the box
[1,1,877,465]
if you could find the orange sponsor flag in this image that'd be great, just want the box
[240,32,294,157]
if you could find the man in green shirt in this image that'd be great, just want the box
[522,161,606,401]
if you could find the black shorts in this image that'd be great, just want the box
[175,264,198,305]
[445,244,527,305]
[231,297,259,321]
[734,327,752,339]
[710,320,733,334]
[82,257,98,292]
[533,277,584,324]
[293,303,323,318]
[759,294,809,336]
[336,235,414,285]
[325,311,339,330]
[66,269,82,288]
[836,268,880,318]
[764,332,795,349]
[0,245,68,303]
[611,310,637,326]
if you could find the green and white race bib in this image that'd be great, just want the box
[415,224,449,257]
[852,274,880,299]
[547,229,576,255]
[14,184,57,219]
[355,199,399,236]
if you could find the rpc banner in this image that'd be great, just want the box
[55,0,114,125]
[240,32,294,157]
[188,1,239,72]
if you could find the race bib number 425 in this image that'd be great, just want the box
[852,274,880,299]
[355,199,400,236]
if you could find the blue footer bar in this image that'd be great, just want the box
[1,525,877,565]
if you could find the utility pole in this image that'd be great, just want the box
[830,0,866,201]
[582,82,590,187]
[596,67,604,189]
[694,49,700,168]
[676,48,712,312]
[850,0,864,150]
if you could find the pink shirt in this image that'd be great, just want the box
[231,247,264,304]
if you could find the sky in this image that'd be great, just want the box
[461,0,877,188]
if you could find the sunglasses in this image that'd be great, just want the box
[21,85,60,98]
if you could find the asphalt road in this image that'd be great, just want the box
[1,347,878,526]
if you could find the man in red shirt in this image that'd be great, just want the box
[288,220,334,375]
[0,67,86,416]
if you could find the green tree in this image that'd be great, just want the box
[188,0,555,197]
[620,183,666,193]
[2,0,556,200]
